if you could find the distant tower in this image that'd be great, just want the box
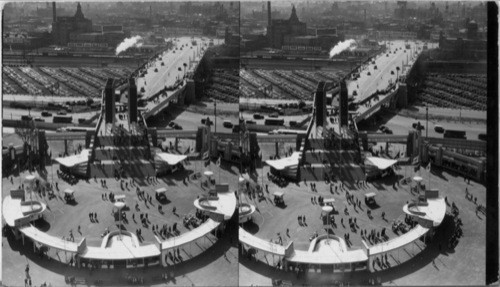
[74,2,84,19]
[267,1,271,27]
[52,2,56,22]
[290,5,299,22]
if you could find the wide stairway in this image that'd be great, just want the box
[88,133,156,178]
[299,138,366,182]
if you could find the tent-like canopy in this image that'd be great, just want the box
[156,187,167,194]
[55,149,90,168]
[64,189,75,195]
[273,191,284,197]
[365,157,398,170]
[265,152,300,171]
[155,153,187,166]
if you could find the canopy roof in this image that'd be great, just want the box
[273,191,284,197]
[365,157,397,170]
[55,149,90,168]
[265,152,300,171]
[64,189,75,195]
[155,153,187,166]
[365,192,376,198]
[156,188,167,194]
[324,198,335,204]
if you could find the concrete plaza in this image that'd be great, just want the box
[239,142,486,286]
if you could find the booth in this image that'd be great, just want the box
[64,189,75,203]
[114,194,126,204]
[155,188,168,201]
[364,192,376,205]
[273,191,285,206]
[323,198,335,207]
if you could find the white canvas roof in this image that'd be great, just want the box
[155,153,187,165]
[365,157,398,170]
[55,149,90,168]
[156,188,167,194]
[265,152,300,171]
[64,189,75,195]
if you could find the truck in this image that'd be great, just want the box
[264,118,285,126]
[53,115,73,124]
[443,129,466,140]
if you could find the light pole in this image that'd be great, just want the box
[214,101,217,135]
[426,105,429,140]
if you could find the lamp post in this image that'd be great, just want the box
[214,101,217,135]
[426,105,428,140]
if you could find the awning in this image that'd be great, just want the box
[365,157,398,170]
[156,188,167,194]
[365,192,376,198]
[55,149,90,168]
[324,198,335,204]
[273,191,284,197]
[64,189,75,195]
[204,171,214,177]
[265,152,300,171]
[114,194,126,201]
[322,206,333,213]
[155,153,187,166]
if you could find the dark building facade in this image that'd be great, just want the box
[52,2,92,45]
[267,5,307,49]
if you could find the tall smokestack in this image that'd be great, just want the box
[267,1,271,27]
[52,2,56,22]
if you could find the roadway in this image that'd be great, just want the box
[136,36,214,100]
[2,107,99,125]
[348,40,438,103]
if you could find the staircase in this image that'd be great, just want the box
[88,131,156,178]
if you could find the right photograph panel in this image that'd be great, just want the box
[238,1,487,286]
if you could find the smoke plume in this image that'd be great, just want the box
[329,39,357,58]
[115,36,143,55]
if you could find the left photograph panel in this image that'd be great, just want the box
[2,2,240,286]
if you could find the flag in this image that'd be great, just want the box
[203,151,209,160]
[426,162,431,171]
[216,156,221,167]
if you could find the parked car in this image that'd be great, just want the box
[57,110,67,115]
[41,111,52,117]
[223,121,233,128]
[34,117,45,122]
[434,125,444,133]
[253,113,264,120]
